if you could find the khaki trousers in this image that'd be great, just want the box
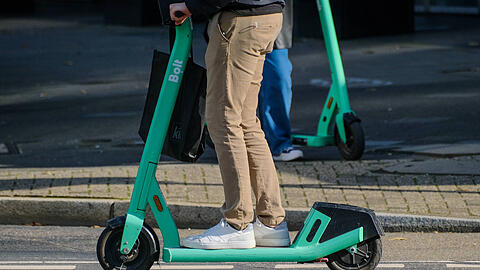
[205,11,285,230]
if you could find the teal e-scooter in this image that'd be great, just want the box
[96,1,383,270]
[290,0,365,161]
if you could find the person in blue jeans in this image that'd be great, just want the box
[259,0,303,162]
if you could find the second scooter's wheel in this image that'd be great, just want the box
[326,238,382,270]
[335,121,365,161]
[97,221,159,270]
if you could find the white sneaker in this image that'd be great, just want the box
[253,218,291,247]
[182,219,256,249]
[273,147,303,162]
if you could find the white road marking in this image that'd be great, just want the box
[275,263,405,269]
[0,266,75,270]
[446,264,480,268]
[387,260,455,263]
[275,264,328,269]
[152,265,234,269]
[310,77,393,88]
[43,261,97,264]
[378,264,405,268]
[0,262,43,264]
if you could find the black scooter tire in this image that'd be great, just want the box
[326,238,382,270]
[335,121,365,161]
[97,222,159,270]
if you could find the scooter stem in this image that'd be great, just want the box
[317,0,350,113]
[120,18,193,255]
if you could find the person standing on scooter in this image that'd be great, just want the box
[170,0,290,249]
[259,0,303,162]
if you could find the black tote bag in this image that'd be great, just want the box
[138,49,207,162]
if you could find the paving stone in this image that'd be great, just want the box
[1,159,479,221]
[469,207,480,216]
[29,179,52,196]
[382,159,480,175]
[391,143,480,157]
[206,186,224,203]
[369,204,389,211]
[387,206,408,212]
[68,178,90,196]
[186,186,208,203]
[312,163,337,179]
[304,188,327,203]
[49,178,71,196]
[465,199,480,206]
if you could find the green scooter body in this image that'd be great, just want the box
[119,0,380,263]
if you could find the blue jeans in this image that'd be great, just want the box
[258,49,293,155]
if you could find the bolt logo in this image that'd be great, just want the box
[168,59,184,83]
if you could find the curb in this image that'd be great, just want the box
[1,197,479,233]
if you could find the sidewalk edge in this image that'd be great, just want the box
[1,198,479,232]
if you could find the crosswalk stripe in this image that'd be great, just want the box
[446,264,480,268]
[0,266,76,270]
[151,265,234,269]
[386,260,454,263]
[274,263,405,269]
[275,264,328,269]
[0,262,43,264]
[43,261,97,264]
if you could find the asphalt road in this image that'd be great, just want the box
[0,225,479,270]
[1,16,480,167]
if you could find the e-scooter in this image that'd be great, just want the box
[96,2,383,269]
[290,0,366,161]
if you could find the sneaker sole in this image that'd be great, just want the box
[273,152,303,162]
[183,240,256,249]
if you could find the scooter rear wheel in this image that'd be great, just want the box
[97,221,159,270]
[335,121,365,161]
[326,238,382,270]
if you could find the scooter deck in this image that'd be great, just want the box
[163,201,384,262]
[163,227,363,262]
[291,134,335,147]
[163,205,364,262]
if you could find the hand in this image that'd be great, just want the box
[169,3,192,25]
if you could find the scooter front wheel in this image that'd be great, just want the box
[326,237,382,270]
[335,121,365,161]
[97,219,159,270]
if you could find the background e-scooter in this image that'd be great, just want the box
[290,0,365,161]
[96,5,384,270]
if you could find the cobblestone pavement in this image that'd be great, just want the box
[1,157,479,219]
